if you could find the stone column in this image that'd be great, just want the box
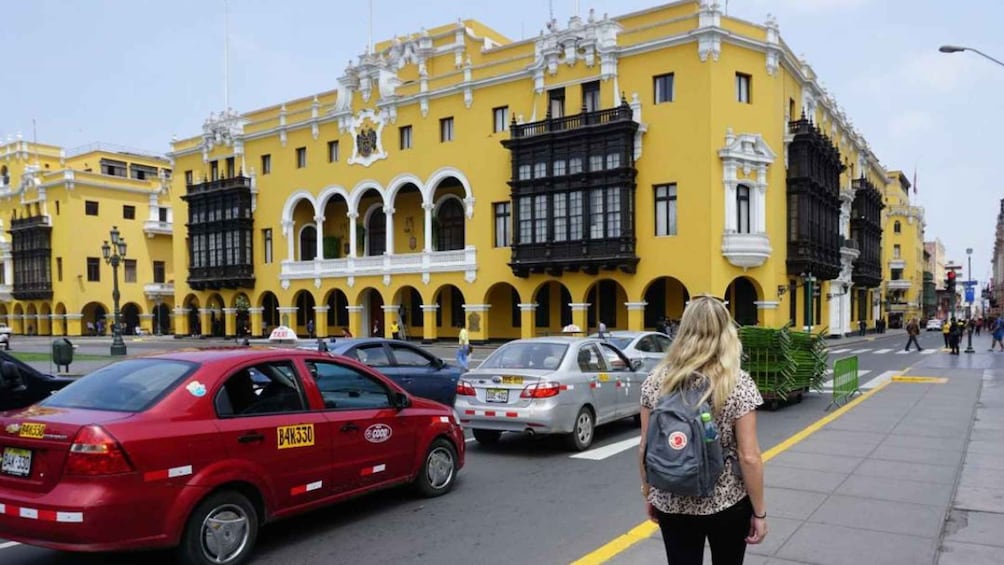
[248,307,263,338]
[518,303,537,340]
[65,313,83,337]
[277,306,298,332]
[173,306,189,336]
[423,202,434,252]
[463,304,491,344]
[625,301,647,332]
[346,305,363,338]
[420,304,439,343]
[384,207,395,256]
[348,212,359,258]
[199,308,212,337]
[569,302,590,334]
[223,308,237,337]
[314,215,325,260]
[313,305,330,337]
[382,304,399,339]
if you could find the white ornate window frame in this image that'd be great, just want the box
[719,130,776,234]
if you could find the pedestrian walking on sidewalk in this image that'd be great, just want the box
[904,318,922,351]
[949,318,962,355]
[942,320,951,349]
[456,324,471,371]
[639,296,767,565]
[991,317,1004,352]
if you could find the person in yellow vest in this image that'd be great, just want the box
[457,325,470,370]
[942,320,951,350]
[390,320,401,340]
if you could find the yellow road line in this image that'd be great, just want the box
[891,376,948,384]
[569,381,892,565]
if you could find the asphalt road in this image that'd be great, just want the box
[0,330,965,564]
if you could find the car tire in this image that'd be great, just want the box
[414,438,458,497]
[566,407,595,451]
[176,490,259,565]
[472,429,502,444]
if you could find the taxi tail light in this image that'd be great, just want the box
[520,382,561,399]
[66,425,133,476]
[456,380,477,396]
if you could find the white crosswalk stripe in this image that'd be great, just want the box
[896,350,912,355]
[817,369,877,391]
[921,348,938,355]
[829,348,852,354]
[850,348,871,355]
[873,348,893,354]
[570,436,640,461]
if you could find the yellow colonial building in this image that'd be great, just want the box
[0,139,175,336]
[881,171,925,327]
[168,0,891,341]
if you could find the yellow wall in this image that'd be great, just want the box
[883,171,925,324]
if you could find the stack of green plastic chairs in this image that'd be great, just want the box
[738,325,798,401]
[788,329,829,392]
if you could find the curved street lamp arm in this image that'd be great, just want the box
[941,44,1004,69]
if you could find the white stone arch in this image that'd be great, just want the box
[316,184,352,213]
[281,190,320,235]
[433,193,465,215]
[297,223,318,261]
[348,179,387,216]
[385,173,424,210]
[424,167,474,218]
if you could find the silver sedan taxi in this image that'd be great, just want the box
[455,337,646,450]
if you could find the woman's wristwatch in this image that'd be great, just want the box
[753,510,766,519]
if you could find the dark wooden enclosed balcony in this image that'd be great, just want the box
[509,104,634,139]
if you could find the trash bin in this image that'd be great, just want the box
[52,338,74,373]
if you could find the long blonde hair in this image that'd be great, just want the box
[655,295,742,415]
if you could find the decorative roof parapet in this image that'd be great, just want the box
[531,10,622,93]
[200,108,244,162]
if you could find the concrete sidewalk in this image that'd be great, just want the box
[607,360,997,565]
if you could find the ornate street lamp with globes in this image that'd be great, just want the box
[102,226,128,356]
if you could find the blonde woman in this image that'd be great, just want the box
[638,296,767,564]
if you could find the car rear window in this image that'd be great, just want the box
[606,337,633,350]
[480,343,568,370]
[42,359,196,412]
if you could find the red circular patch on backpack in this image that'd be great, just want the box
[668,431,688,450]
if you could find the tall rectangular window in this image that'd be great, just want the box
[263,228,273,264]
[582,81,600,113]
[569,191,583,240]
[295,147,307,168]
[440,117,454,142]
[534,195,548,243]
[56,257,62,282]
[226,157,235,178]
[654,184,677,236]
[493,106,509,133]
[261,154,271,175]
[554,193,568,242]
[737,185,751,233]
[327,140,339,163]
[85,201,99,216]
[654,73,675,103]
[590,189,605,239]
[124,259,137,283]
[736,73,752,103]
[123,205,135,220]
[605,187,621,237]
[548,88,565,118]
[86,257,100,282]
[210,160,219,180]
[493,202,511,247]
[184,170,193,185]
[518,199,532,244]
[159,207,168,222]
[153,260,165,283]
[399,125,412,149]
[893,244,901,258]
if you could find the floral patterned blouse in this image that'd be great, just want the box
[641,369,763,515]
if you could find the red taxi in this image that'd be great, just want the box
[0,348,465,565]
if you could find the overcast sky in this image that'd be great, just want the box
[2,0,1001,282]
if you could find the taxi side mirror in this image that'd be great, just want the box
[393,392,410,410]
[630,358,644,372]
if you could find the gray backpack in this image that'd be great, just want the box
[645,377,724,497]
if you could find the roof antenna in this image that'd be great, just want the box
[224,0,230,109]
[368,0,374,54]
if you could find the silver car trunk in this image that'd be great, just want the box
[462,369,553,406]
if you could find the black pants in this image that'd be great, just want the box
[943,333,949,348]
[655,497,752,565]
[950,335,960,354]
[905,335,921,351]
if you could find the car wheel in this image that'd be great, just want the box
[566,407,595,451]
[176,490,259,565]
[414,438,458,497]
[472,429,502,444]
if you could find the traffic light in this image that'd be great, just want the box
[947,270,956,290]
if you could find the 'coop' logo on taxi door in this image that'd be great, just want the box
[364,424,393,443]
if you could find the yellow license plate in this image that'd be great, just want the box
[501,376,523,385]
[19,423,46,439]
[277,424,315,450]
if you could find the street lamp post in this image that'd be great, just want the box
[939,45,1004,68]
[101,226,128,356]
[965,248,975,353]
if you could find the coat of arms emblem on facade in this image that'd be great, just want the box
[347,109,388,167]
[356,126,377,158]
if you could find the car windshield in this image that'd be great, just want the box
[42,359,196,412]
[605,337,633,350]
[479,343,568,370]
